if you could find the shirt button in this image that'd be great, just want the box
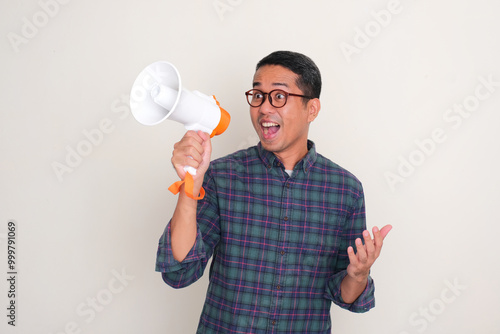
[277,285,281,290]
[280,251,285,255]
[286,183,290,188]
[284,216,288,221]
[272,320,276,325]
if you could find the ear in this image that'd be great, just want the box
[307,98,321,123]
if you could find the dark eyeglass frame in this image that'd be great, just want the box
[245,89,314,108]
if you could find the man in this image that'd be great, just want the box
[156,51,391,333]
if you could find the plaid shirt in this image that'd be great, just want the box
[156,141,375,333]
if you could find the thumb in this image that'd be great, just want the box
[198,131,212,165]
[379,225,393,240]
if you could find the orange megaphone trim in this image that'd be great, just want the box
[210,96,231,138]
[168,172,205,200]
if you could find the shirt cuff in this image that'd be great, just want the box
[325,270,375,313]
[155,222,206,273]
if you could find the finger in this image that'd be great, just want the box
[198,131,212,161]
[184,130,205,143]
[347,246,358,266]
[363,230,375,260]
[380,224,393,239]
[372,226,383,258]
[182,154,202,170]
[179,134,205,155]
[184,145,204,163]
[172,146,202,170]
[373,225,392,258]
[355,238,367,264]
[176,131,208,161]
[197,130,210,141]
[171,149,202,179]
[172,155,198,179]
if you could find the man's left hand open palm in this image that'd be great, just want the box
[346,225,392,281]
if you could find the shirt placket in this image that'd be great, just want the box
[269,166,292,332]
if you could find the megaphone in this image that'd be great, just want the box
[130,61,230,136]
[129,61,231,199]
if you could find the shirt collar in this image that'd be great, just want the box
[257,140,317,174]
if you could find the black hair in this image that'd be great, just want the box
[256,51,322,100]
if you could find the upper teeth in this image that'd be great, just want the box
[262,122,278,127]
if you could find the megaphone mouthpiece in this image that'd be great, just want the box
[150,84,160,98]
[150,83,179,112]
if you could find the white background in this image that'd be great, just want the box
[1,0,499,333]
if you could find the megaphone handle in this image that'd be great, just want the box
[184,165,197,175]
[168,172,205,200]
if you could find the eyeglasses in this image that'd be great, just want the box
[245,89,314,108]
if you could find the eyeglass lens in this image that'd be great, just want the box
[247,90,287,108]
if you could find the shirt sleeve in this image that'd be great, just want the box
[324,186,375,312]
[155,171,221,289]
[325,270,374,312]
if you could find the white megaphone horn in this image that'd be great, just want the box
[129,61,231,177]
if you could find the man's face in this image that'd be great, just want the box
[250,65,319,165]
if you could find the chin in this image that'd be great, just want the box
[260,140,280,153]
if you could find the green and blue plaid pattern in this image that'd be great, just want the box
[156,141,374,333]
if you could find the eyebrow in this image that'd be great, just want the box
[253,81,290,88]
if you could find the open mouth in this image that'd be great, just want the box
[261,121,280,138]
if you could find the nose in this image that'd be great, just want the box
[258,94,275,114]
